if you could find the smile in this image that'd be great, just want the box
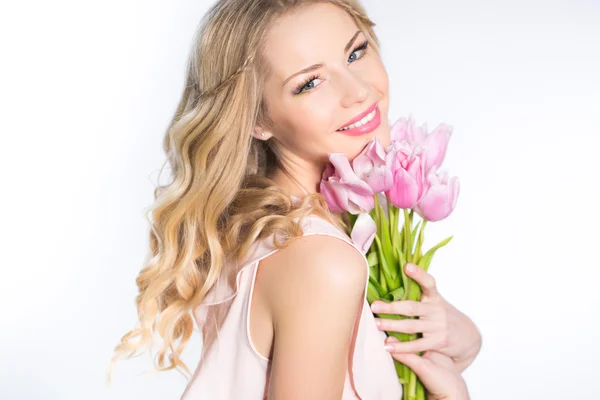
[336,102,381,136]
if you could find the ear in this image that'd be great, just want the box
[252,125,273,141]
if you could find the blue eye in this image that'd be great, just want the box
[348,40,369,63]
[293,40,370,95]
[295,74,320,95]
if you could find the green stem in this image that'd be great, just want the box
[408,368,417,400]
[403,208,415,301]
[374,193,381,230]
[415,219,427,262]
[376,196,397,282]
[386,329,411,397]
[416,376,426,399]
[395,245,409,299]
[392,204,400,258]
[389,200,395,246]
[403,208,412,263]
[373,235,390,293]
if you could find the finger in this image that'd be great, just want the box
[371,299,432,317]
[375,317,431,334]
[405,263,439,297]
[389,352,432,377]
[384,337,438,354]
[423,350,457,370]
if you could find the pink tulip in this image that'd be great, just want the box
[415,169,460,222]
[352,137,394,194]
[390,115,453,174]
[350,213,377,254]
[320,154,375,214]
[384,140,426,209]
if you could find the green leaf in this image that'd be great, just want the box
[419,252,434,272]
[369,265,379,283]
[373,196,397,283]
[366,249,380,282]
[394,245,409,295]
[411,220,422,254]
[398,227,404,251]
[369,276,386,297]
[397,247,406,268]
[382,286,405,302]
[367,281,380,304]
[375,233,397,284]
[390,203,397,248]
[382,235,395,274]
[348,212,358,227]
[420,235,453,272]
[414,219,427,264]
[367,251,379,267]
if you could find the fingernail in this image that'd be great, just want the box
[384,345,394,352]
[406,263,415,273]
[371,302,382,312]
[375,319,382,329]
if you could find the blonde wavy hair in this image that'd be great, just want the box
[106,0,380,383]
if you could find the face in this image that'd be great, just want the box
[256,2,390,169]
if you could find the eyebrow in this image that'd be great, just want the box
[281,29,363,87]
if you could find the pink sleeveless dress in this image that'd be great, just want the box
[180,211,402,399]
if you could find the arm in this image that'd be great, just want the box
[262,235,367,400]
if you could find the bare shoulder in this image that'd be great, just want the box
[259,234,368,309]
[257,234,368,399]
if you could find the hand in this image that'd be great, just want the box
[371,263,482,371]
[387,337,470,400]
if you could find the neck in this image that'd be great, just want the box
[269,162,322,199]
[269,164,346,222]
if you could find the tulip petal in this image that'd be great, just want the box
[423,123,452,173]
[321,163,336,180]
[330,153,373,194]
[351,213,377,254]
[449,176,460,210]
[364,165,393,193]
[329,179,351,212]
[373,136,387,163]
[386,168,419,209]
[347,189,375,213]
[390,117,409,142]
[376,192,389,219]
[416,185,451,221]
[415,173,460,222]
[352,153,373,180]
[319,180,344,213]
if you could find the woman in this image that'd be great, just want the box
[108,0,481,399]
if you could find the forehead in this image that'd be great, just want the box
[261,3,360,80]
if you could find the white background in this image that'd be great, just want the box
[1,0,599,399]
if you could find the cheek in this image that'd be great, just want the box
[271,101,338,162]
[288,96,338,136]
[360,54,388,95]
[370,59,391,145]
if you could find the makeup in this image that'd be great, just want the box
[336,102,380,136]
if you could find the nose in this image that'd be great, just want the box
[337,69,369,108]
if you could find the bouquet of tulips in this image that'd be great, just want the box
[319,116,460,400]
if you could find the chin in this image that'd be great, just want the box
[375,121,391,148]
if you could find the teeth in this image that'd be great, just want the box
[338,109,377,131]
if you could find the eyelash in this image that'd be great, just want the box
[294,40,370,95]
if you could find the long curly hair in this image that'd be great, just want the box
[106,0,380,383]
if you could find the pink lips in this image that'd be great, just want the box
[336,103,381,137]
